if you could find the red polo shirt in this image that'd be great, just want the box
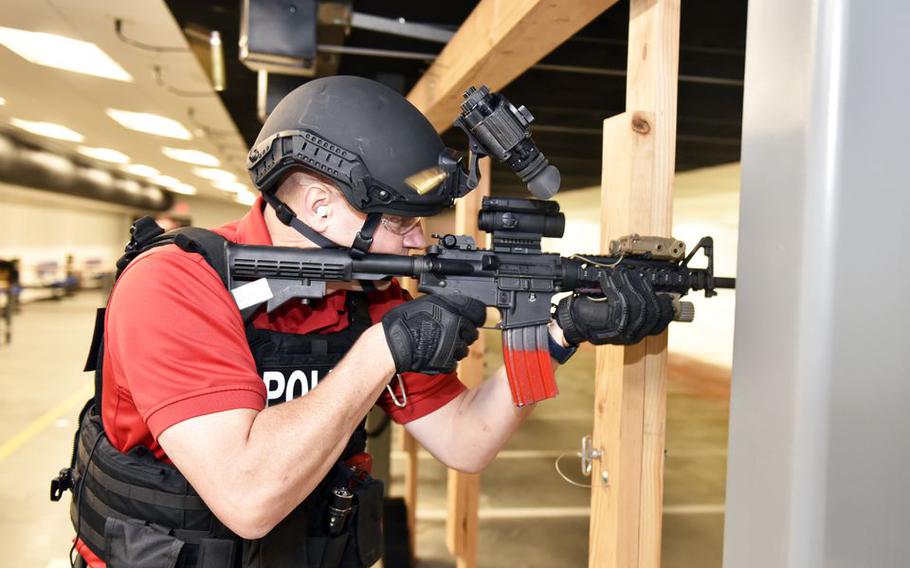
[101,198,465,457]
[78,199,465,564]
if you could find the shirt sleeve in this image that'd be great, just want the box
[105,248,266,439]
[368,280,467,423]
[378,370,467,424]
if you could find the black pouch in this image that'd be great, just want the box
[197,538,238,568]
[104,517,185,568]
[308,534,351,568]
[352,478,384,566]
[241,503,308,568]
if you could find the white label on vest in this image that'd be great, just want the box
[231,278,273,310]
[263,370,321,404]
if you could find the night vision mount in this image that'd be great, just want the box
[454,85,562,200]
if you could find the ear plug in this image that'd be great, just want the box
[316,206,329,218]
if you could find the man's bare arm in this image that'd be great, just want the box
[157,324,395,539]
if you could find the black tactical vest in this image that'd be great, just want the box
[51,219,384,568]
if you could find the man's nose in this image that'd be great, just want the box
[402,221,427,249]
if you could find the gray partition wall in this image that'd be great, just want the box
[724,1,910,567]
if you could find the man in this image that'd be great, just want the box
[61,76,673,567]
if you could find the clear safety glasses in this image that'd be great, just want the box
[380,214,422,235]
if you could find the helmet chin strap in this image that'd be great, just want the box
[262,191,383,291]
[261,191,338,248]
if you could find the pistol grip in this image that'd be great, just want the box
[502,325,558,407]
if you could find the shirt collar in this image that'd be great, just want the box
[235,197,273,246]
[238,196,350,333]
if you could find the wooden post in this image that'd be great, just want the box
[445,158,491,568]
[399,276,422,562]
[589,1,680,567]
[400,427,419,563]
[402,3,626,565]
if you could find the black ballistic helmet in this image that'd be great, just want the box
[248,76,466,219]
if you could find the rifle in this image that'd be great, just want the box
[225,196,735,407]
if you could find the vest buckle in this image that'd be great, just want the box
[50,467,73,502]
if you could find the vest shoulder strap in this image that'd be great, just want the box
[168,228,230,288]
[114,217,230,287]
[90,219,231,419]
[346,291,373,332]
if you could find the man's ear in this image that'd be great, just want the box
[297,182,333,229]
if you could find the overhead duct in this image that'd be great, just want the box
[0,132,172,211]
[240,0,350,77]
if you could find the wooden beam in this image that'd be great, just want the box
[401,427,419,564]
[406,0,620,132]
[445,158,491,568]
[589,1,680,567]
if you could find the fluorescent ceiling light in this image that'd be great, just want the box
[77,146,130,164]
[10,117,84,142]
[161,147,220,166]
[170,183,197,195]
[106,109,192,140]
[9,118,85,142]
[120,164,159,177]
[235,191,257,206]
[0,97,5,105]
[0,27,132,82]
[212,180,250,193]
[150,175,182,188]
[193,167,236,182]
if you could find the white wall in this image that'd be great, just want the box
[726,1,910,565]
[0,184,250,294]
[0,183,132,290]
[172,194,250,231]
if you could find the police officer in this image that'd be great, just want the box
[58,76,673,568]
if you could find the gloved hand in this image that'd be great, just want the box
[555,268,674,346]
[381,294,486,374]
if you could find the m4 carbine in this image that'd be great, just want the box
[225,197,735,407]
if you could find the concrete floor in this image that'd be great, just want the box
[0,291,730,567]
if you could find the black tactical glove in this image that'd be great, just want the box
[555,267,674,346]
[381,294,486,374]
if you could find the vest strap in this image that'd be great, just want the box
[84,458,208,511]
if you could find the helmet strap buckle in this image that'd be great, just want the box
[349,213,382,259]
[274,202,296,226]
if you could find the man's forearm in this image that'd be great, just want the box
[438,365,535,472]
[241,324,394,528]
[166,324,395,539]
